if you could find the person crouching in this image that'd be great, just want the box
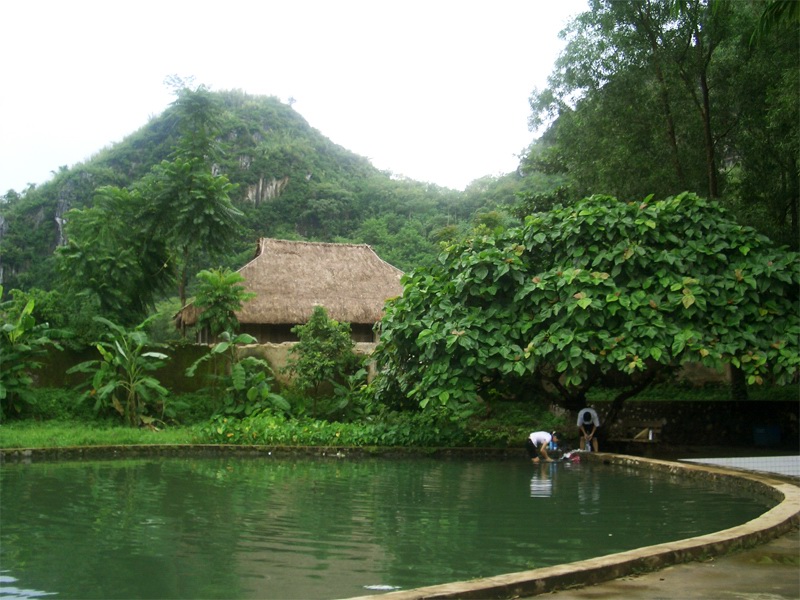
[526,431,560,463]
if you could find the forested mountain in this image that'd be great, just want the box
[1,0,796,346]
[0,90,526,295]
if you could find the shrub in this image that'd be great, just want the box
[196,407,542,449]
[282,306,359,417]
[17,388,95,421]
[186,332,290,418]
[0,286,61,421]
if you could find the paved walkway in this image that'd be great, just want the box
[680,455,800,479]
[540,527,799,600]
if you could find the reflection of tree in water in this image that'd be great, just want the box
[0,459,245,599]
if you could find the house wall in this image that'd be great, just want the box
[36,342,379,394]
[203,323,377,344]
[240,324,296,344]
[237,342,378,386]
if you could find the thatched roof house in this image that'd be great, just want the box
[176,238,405,343]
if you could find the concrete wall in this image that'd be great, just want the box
[37,342,378,393]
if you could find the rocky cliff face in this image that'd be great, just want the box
[52,171,95,248]
[245,176,290,204]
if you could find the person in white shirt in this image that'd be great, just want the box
[526,431,560,463]
[577,407,600,452]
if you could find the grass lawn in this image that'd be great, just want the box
[0,420,202,449]
[2,383,795,450]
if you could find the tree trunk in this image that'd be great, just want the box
[655,63,686,188]
[636,4,686,188]
[788,156,799,243]
[179,246,190,308]
[699,70,719,198]
[676,10,720,199]
[603,369,661,430]
[729,365,749,402]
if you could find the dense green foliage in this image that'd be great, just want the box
[200,409,523,448]
[56,185,175,325]
[56,87,244,325]
[0,286,61,419]
[186,332,290,418]
[526,0,798,248]
[1,89,526,301]
[193,268,255,338]
[67,317,172,427]
[0,2,797,440]
[282,306,360,417]
[0,396,564,450]
[373,193,799,418]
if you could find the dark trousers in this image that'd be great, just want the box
[525,439,538,459]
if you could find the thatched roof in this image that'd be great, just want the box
[177,238,404,327]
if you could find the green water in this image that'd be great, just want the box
[0,456,772,599]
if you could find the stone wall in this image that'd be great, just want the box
[592,400,799,449]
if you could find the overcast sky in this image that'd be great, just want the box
[1,0,585,194]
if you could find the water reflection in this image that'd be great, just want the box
[0,457,773,600]
[0,572,55,599]
[577,466,600,516]
[529,462,557,498]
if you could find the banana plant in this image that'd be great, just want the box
[0,286,59,419]
[68,316,170,427]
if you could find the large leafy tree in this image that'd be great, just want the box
[57,186,174,325]
[374,193,799,422]
[724,4,799,249]
[143,156,240,307]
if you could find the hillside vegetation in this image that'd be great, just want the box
[0,90,532,294]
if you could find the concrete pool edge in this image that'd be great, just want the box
[345,452,800,600]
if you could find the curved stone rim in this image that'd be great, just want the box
[345,452,800,600]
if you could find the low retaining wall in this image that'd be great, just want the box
[347,453,800,600]
[595,400,799,448]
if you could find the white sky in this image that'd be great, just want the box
[1,0,585,193]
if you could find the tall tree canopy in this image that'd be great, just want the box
[57,186,174,325]
[57,85,243,322]
[374,193,799,419]
[526,0,798,248]
[144,85,243,307]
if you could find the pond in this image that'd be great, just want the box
[0,455,773,600]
